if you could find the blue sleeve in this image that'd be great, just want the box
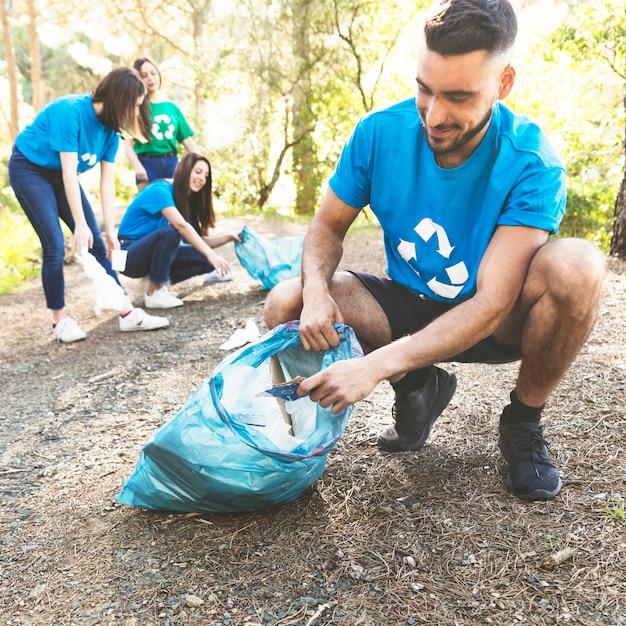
[136,182,176,217]
[101,133,120,163]
[328,119,371,209]
[47,101,81,153]
[498,164,566,234]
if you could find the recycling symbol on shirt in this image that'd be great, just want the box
[151,113,175,141]
[397,218,469,300]
[80,153,97,167]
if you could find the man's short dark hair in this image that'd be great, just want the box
[424,0,517,56]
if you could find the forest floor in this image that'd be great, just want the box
[1,213,625,626]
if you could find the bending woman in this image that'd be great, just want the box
[8,67,169,343]
[124,56,199,189]
[117,152,240,309]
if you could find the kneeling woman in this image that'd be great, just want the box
[117,153,241,309]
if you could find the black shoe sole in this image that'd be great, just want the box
[506,473,563,500]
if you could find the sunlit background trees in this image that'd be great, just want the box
[0,0,624,293]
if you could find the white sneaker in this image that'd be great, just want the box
[119,307,169,332]
[144,287,184,309]
[53,317,87,343]
[203,269,233,284]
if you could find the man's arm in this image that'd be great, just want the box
[298,186,360,351]
[380,224,548,376]
[299,224,549,413]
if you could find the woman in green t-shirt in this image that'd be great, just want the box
[124,56,199,189]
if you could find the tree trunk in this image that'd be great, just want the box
[609,97,626,257]
[291,0,319,216]
[0,0,19,141]
[609,175,626,257]
[27,0,44,112]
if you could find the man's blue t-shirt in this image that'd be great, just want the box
[15,94,120,173]
[118,180,174,240]
[329,98,566,303]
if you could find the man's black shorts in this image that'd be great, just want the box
[350,271,520,365]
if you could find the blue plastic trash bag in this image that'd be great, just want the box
[116,321,363,514]
[235,225,304,290]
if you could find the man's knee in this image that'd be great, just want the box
[264,277,303,329]
[533,238,605,311]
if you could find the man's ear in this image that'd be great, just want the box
[498,64,516,99]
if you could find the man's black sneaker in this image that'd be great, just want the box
[498,418,562,500]
[377,366,457,452]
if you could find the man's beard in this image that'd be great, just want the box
[425,107,493,156]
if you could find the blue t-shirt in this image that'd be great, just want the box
[118,180,174,240]
[329,98,566,303]
[15,94,120,172]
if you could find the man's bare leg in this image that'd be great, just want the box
[264,270,392,352]
[495,238,605,407]
[495,238,605,500]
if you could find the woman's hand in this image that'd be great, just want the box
[103,230,120,256]
[135,166,148,184]
[72,222,93,254]
[207,251,231,276]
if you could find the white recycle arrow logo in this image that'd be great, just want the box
[81,153,97,167]
[397,218,468,300]
[152,114,175,141]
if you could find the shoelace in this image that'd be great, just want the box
[55,318,72,343]
[514,428,550,477]
[391,398,409,422]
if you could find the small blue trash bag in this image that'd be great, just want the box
[235,225,304,290]
[116,321,363,514]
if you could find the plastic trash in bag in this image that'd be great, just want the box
[219,319,260,351]
[75,249,131,315]
[116,320,363,514]
[234,225,304,290]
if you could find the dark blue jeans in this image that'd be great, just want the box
[137,154,179,185]
[119,224,215,285]
[8,146,121,311]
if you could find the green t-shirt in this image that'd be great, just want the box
[134,100,194,156]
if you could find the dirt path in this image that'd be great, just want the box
[1,218,625,625]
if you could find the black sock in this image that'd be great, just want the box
[501,390,544,424]
[393,367,431,394]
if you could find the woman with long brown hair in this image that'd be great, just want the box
[8,67,170,343]
[124,56,199,189]
[117,153,240,309]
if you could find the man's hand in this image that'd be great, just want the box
[298,357,380,414]
[298,291,344,352]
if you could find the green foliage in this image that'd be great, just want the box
[506,0,625,253]
[603,499,626,524]
[11,25,101,105]
[561,183,616,251]
[0,156,41,295]
[542,0,625,77]
[542,0,625,253]
[0,0,624,267]
[114,168,138,207]
[0,199,41,296]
